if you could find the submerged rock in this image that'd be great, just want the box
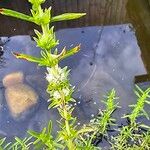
[3,72,38,118]
[3,72,24,87]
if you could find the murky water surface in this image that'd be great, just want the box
[0,0,150,148]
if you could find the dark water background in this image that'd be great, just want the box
[0,0,150,148]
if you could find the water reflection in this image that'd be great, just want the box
[0,24,149,139]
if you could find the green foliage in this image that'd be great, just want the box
[28,121,63,149]
[28,0,45,4]
[51,13,86,22]
[0,136,33,150]
[0,0,150,150]
[34,26,58,50]
[0,8,33,23]
[0,5,85,26]
[128,85,150,123]
[0,138,11,149]
[111,86,150,150]
[0,0,86,149]
[28,0,45,11]
[76,136,101,150]
[0,87,150,149]
[13,45,80,67]
[91,89,119,135]
[46,65,72,108]
[133,131,150,150]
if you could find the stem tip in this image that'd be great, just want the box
[0,8,3,13]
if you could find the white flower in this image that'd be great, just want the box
[46,67,54,82]
[46,66,67,83]
[62,88,70,96]
[60,72,66,81]
[47,67,52,73]
[58,67,66,81]
[57,66,63,74]
[46,73,54,82]
[53,91,61,99]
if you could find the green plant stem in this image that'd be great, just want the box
[60,90,75,148]
[46,65,77,149]
[42,24,49,35]
[58,71,76,149]
[0,0,87,149]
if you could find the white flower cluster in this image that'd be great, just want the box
[46,66,70,100]
[46,65,67,83]
[52,88,70,99]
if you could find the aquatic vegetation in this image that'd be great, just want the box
[0,0,150,149]
[28,121,63,149]
[111,86,150,150]
[91,89,118,135]
[0,136,33,150]
[85,89,119,146]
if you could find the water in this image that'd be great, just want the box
[0,24,149,138]
[0,0,150,148]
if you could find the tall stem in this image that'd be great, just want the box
[46,65,77,149]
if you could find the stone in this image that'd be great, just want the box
[3,72,38,118]
[3,72,24,87]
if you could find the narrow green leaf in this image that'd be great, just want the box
[0,8,34,23]
[134,90,141,98]
[51,13,86,22]
[48,121,52,135]
[58,45,81,61]
[0,138,6,145]
[146,100,150,105]
[135,85,144,94]
[12,52,42,63]
[3,142,12,149]
[77,126,96,135]
[15,137,26,148]
[140,124,150,129]
[41,128,46,135]
[122,114,129,118]
[129,104,136,108]
[142,109,149,120]
[34,29,42,38]
[28,130,40,138]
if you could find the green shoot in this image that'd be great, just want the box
[112,86,150,149]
